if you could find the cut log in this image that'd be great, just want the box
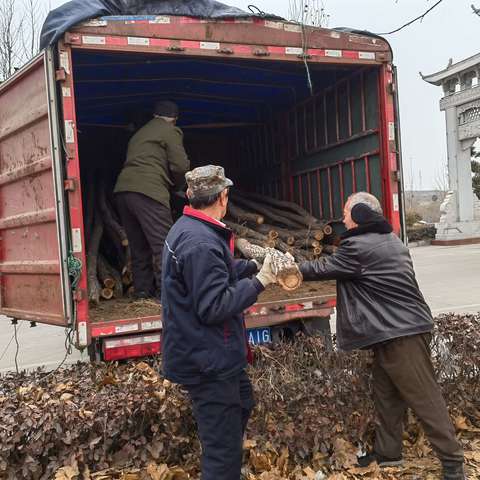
[227,203,264,226]
[268,230,279,241]
[313,246,323,256]
[103,278,116,290]
[310,230,325,242]
[226,221,298,259]
[101,288,114,300]
[87,210,104,305]
[234,190,322,227]
[234,239,266,261]
[229,193,305,229]
[231,191,326,229]
[98,254,123,298]
[235,238,303,291]
[323,224,333,236]
[257,224,324,245]
[98,181,130,267]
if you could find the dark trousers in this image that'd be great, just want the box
[372,333,464,465]
[185,371,255,480]
[115,192,172,298]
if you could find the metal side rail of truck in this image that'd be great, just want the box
[0,15,405,362]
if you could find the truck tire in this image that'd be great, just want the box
[271,321,302,343]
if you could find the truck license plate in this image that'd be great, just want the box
[247,327,272,345]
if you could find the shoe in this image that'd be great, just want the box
[442,461,466,480]
[357,452,403,468]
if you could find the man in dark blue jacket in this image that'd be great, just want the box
[161,165,277,480]
[299,192,464,480]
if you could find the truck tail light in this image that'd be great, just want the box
[103,334,161,361]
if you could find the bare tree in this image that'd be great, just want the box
[433,163,449,203]
[0,0,48,81]
[0,0,23,80]
[289,0,330,27]
[21,0,43,60]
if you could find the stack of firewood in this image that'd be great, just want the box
[83,176,133,305]
[225,190,336,263]
[83,183,336,303]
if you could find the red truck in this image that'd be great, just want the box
[0,14,405,361]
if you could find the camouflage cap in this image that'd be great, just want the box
[185,165,233,197]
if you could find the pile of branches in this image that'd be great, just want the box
[0,314,479,479]
[407,224,436,243]
[83,177,133,305]
[226,191,336,262]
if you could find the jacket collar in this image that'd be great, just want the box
[183,206,226,227]
[183,206,234,253]
[341,219,393,240]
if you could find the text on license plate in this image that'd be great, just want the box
[247,327,272,345]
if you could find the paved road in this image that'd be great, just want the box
[0,244,479,373]
[410,243,480,315]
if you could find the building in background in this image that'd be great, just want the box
[423,53,480,245]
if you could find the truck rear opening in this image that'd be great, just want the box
[75,53,375,301]
[0,16,403,361]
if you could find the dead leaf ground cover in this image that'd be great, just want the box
[0,314,478,479]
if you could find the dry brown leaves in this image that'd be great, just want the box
[0,314,478,480]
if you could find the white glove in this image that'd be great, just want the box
[256,253,277,287]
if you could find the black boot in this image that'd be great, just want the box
[357,452,403,468]
[442,461,466,480]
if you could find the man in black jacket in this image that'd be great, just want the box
[161,165,277,480]
[299,192,464,480]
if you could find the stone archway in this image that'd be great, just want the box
[423,54,480,244]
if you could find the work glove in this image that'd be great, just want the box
[256,253,277,287]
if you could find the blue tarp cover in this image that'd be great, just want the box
[40,0,281,49]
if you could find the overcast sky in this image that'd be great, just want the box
[44,0,479,190]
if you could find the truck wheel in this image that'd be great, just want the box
[271,321,302,343]
[87,339,103,362]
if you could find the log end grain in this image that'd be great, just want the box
[103,278,116,289]
[278,270,303,291]
[101,288,114,300]
[323,224,333,236]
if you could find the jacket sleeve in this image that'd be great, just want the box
[299,241,362,281]
[182,244,263,326]
[234,259,258,279]
[166,127,190,190]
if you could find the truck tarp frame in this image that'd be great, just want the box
[40,0,282,49]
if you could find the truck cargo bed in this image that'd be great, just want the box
[89,280,336,323]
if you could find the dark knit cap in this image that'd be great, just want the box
[154,101,179,118]
[351,203,385,225]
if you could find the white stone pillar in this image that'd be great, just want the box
[444,106,459,215]
[458,138,475,222]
